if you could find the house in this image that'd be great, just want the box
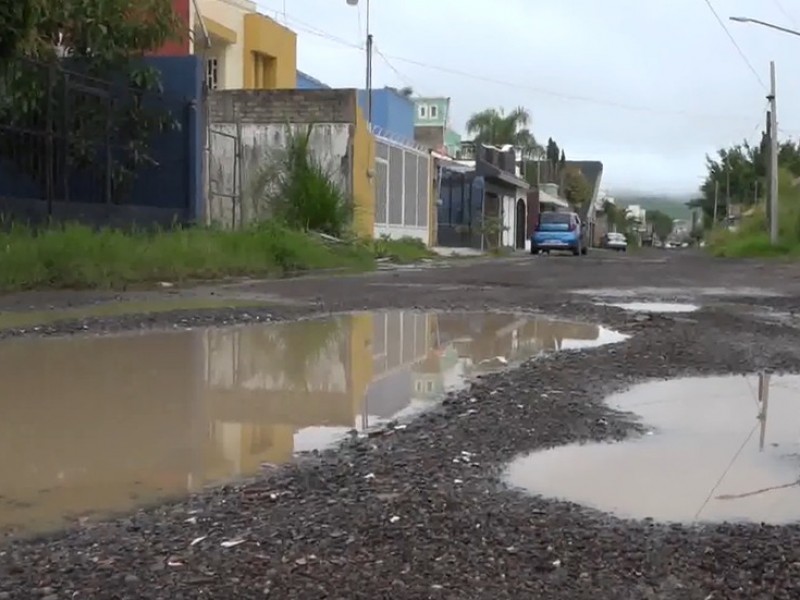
[357,88,415,142]
[152,0,297,91]
[436,143,529,251]
[413,96,461,156]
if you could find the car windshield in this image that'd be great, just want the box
[609,233,624,239]
[540,212,571,224]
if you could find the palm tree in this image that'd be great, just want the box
[465,106,543,158]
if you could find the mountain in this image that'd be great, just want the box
[613,194,693,221]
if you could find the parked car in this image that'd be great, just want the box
[601,232,627,251]
[530,211,588,256]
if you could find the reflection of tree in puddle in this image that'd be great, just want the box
[236,318,345,392]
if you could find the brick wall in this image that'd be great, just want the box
[208,89,357,124]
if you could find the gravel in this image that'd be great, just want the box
[3,250,800,598]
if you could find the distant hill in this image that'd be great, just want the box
[613,194,693,220]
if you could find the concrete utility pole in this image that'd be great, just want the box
[726,165,731,222]
[713,180,719,224]
[769,61,778,244]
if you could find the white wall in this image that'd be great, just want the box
[207,122,351,227]
[501,195,515,247]
[196,0,255,89]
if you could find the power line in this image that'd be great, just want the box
[258,4,762,122]
[701,0,767,89]
[772,0,798,27]
[373,43,416,91]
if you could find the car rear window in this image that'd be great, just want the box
[540,212,571,224]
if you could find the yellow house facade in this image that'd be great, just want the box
[192,0,297,90]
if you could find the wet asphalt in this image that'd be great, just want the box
[3,248,800,598]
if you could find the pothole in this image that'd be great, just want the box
[572,286,783,298]
[0,310,624,536]
[504,374,800,525]
[604,302,700,313]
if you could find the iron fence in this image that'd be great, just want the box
[0,58,193,226]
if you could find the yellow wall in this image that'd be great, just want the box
[243,13,297,89]
[352,105,376,238]
[347,313,374,414]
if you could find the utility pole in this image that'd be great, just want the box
[713,180,719,224]
[768,61,779,244]
[726,165,731,222]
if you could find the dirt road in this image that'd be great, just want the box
[3,249,800,598]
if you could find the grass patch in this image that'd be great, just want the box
[370,236,433,264]
[0,221,426,291]
[708,169,800,258]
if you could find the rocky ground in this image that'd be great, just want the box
[3,249,800,598]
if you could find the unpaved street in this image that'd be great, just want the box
[3,249,800,598]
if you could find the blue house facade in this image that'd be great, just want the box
[357,88,414,142]
[295,69,416,143]
[296,70,330,89]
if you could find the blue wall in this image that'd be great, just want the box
[296,70,330,89]
[0,56,204,225]
[136,56,204,221]
[358,88,414,141]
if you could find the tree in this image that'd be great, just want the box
[466,106,543,158]
[0,0,182,201]
[690,137,800,228]
[562,167,592,208]
[647,209,674,241]
[0,1,43,59]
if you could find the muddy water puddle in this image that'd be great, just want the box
[0,310,623,536]
[604,302,699,313]
[506,374,800,524]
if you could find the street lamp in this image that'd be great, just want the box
[346,0,372,124]
[728,16,800,37]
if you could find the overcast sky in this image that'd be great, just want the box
[255,0,800,197]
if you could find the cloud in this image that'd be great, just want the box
[257,0,800,194]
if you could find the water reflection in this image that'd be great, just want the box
[0,311,620,534]
[505,373,800,524]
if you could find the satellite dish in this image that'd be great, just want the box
[346,0,359,4]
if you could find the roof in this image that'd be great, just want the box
[538,190,569,208]
[477,160,530,190]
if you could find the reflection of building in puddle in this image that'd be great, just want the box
[430,313,606,380]
[205,311,439,476]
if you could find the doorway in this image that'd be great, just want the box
[515,198,526,249]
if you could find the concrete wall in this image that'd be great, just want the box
[207,89,374,236]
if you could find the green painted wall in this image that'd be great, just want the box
[414,97,449,127]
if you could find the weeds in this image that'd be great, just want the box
[709,169,800,258]
[246,125,351,237]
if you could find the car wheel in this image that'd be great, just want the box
[581,246,588,255]
[572,246,580,256]
[530,248,539,255]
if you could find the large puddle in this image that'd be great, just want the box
[0,310,624,536]
[505,374,800,524]
[605,302,699,313]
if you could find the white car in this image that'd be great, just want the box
[602,232,627,251]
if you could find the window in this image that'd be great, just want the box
[206,58,219,90]
[430,105,438,119]
[418,104,427,118]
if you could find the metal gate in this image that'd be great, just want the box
[206,124,242,228]
[373,132,431,243]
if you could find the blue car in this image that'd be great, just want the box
[530,211,588,256]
